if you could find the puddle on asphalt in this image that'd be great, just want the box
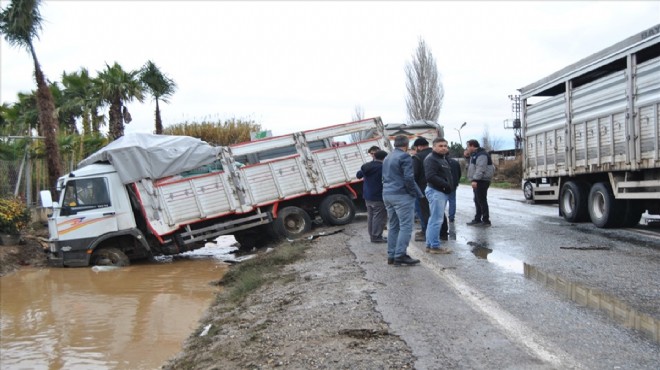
[468,241,524,274]
[466,241,660,344]
[0,236,238,370]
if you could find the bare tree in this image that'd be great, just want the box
[481,126,504,151]
[350,105,374,143]
[405,37,444,123]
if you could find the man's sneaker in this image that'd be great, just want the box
[387,257,394,265]
[428,248,452,254]
[476,221,492,227]
[466,219,482,226]
[371,237,387,243]
[414,231,425,242]
[393,255,420,266]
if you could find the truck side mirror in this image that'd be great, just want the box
[40,190,53,208]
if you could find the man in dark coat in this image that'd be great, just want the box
[412,137,450,241]
[357,150,388,243]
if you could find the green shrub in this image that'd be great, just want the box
[0,197,30,235]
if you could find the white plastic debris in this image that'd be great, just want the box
[199,324,212,337]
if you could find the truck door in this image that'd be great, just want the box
[56,177,119,242]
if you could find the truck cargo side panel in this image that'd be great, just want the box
[636,56,660,165]
[525,95,565,177]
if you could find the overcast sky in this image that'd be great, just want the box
[1,1,658,147]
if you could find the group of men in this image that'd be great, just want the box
[356,135,494,267]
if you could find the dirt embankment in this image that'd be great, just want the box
[0,236,48,277]
[164,228,416,369]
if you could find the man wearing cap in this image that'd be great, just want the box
[357,150,388,243]
[382,135,423,266]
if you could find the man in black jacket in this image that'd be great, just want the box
[412,137,450,242]
[423,138,453,254]
[356,150,388,243]
[411,137,432,241]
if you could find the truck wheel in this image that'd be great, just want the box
[320,194,356,225]
[621,200,644,227]
[588,182,624,228]
[273,206,312,239]
[91,247,130,267]
[523,181,534,201]
[559,181,588,222]
[233,232,262,251]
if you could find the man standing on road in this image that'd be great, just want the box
[382,135,423,266]
[423,138,453,254]
[447,155,461,224]
[465,139,495,227]
[411,137,432,242]
[357,150,388,243]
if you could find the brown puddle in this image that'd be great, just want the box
[0,258,227,369]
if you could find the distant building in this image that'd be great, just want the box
[384,120,444,143]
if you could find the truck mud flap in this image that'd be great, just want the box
[175,213,273,249]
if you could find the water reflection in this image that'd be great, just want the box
[469,241,524,274]
[0,258,227,370]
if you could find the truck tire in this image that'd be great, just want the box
[320,194,356,226]
[91,247,130,267]
[523,181,534,201]
[559,181,589,222]
[588,182,624,228]
[273,206,312,239]
[621,200,644,227]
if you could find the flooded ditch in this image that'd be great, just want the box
[0,237,239,370]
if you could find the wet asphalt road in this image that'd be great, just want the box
[347,186,660,369]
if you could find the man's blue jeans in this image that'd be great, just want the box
[383,193,415,259]
[448,189,456,222]
[425,187,448,248]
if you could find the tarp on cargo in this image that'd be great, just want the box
[78,133,220,184]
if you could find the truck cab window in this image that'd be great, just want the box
[62,178,111,214]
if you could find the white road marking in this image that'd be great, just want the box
[409,247,583,369]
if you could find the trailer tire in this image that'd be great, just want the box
[523,181,534,201]
[320,194,356,225]
[273,206,312,239]
[559,181,589,222]
[621,200,644,227]
[588,182,624,228]
[91,247,130,267]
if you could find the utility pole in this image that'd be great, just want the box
[504,95,522,151]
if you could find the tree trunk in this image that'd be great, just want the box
[108,99,123,140]
[31,45,62,193]
[155,99,163,134]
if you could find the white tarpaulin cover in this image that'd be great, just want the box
[78,133,220,184]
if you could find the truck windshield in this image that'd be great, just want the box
[62,178,111,213]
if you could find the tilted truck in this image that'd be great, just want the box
[40,117,392,267]
[520,24,660,227]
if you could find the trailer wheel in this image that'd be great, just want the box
[91,247,130,267]
[273,206,312,239]
[320,194,356,225]
[559,181,588,222]
[588,182,624,228]
[621,200,644,227]
[523,181,534,201]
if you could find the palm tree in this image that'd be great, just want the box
[61,68,104,136]
[139,60,177,134]
[0,0,62,190]
[96,62,144,140]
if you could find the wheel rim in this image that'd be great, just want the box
[329,202,349,220]
[524,183,533,199]
[284,214,305,233]
[592,192,605,219]
[562,190,575,215]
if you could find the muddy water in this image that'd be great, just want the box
[0,248,231,370]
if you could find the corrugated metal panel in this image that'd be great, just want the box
[315,150,347,186]
[572,71,627,123]
[636,56,660,163]
[336,146,364,182]
[635,56,660,107]
[269,158,310,196]
[242,164,280,204]
[526,95,565,136]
